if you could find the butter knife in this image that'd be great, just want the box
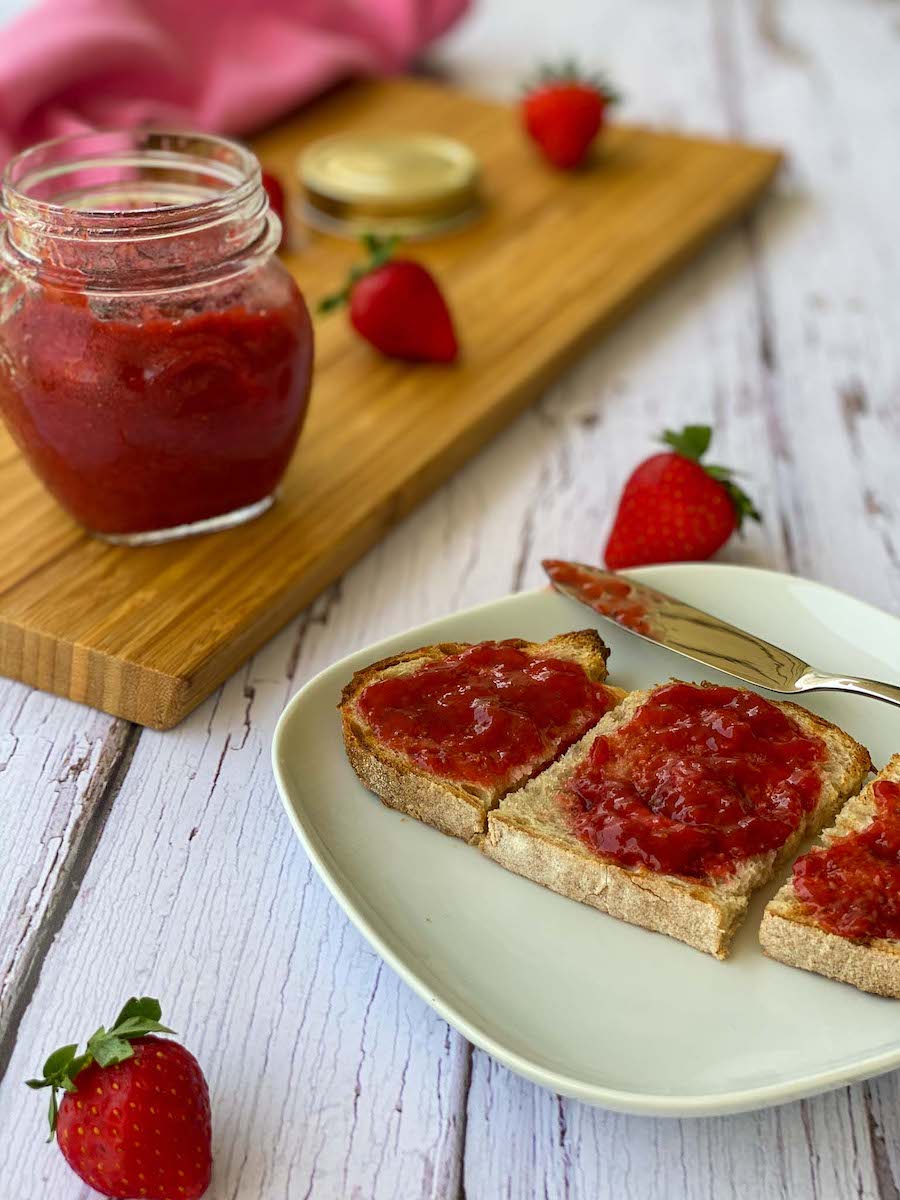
[543,558,900,709]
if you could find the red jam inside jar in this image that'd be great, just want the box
[357,641,616,793]
[561,682,826,880]
[792,779,900,941]
[0,131,313,542]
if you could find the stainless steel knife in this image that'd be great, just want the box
[543,558,900,709]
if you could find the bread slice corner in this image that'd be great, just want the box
[484,685,871,958]
[760,753,900,998]
[340,630,622,844]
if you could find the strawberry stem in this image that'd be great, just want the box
[26,996,174,1140]
[317,233,401,315]
[660,424,712,461]
[524,59,621,104]
[659,424,761,531]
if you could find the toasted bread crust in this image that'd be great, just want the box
[342,709,487,842]
[483,816,742,957]
[340,631,619,842]
[760,754,900,996]
[484,682,872,958]
[759,911,900,998]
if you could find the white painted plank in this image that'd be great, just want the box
[0,686,124,1046]
[723,0,900,612]
[464,1056,893,1199]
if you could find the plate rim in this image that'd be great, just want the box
[272,562,900,1116]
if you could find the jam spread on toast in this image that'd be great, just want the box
[357,641,616,791]
[792,779,900,941]
[561,683,826,880]
[544,560,654,636]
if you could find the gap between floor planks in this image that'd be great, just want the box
[0,721,139,1082]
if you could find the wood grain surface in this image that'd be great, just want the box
[2,1,900,1198]
[0,77,779,728]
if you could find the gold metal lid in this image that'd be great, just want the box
[299,133,481,239]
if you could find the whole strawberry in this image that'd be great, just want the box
[319,234,458,363]
[522,61,619,169]
[27,996,211,1200]
[604,425,760,568]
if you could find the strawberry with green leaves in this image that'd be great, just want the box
[522,61,619,169]
[604,425,760,568]
[27,996,211,1200]
[319,234,459,363]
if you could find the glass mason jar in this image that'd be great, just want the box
[0,130,314,544]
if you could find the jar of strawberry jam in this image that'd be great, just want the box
[0,131,313,543]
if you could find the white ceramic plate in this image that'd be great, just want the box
[272,564,900,1116]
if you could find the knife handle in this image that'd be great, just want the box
[795,670,900,710]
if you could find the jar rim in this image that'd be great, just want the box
[2,129,262,235]
[0,129,279,293]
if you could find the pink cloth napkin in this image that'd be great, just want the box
[0,0,469,161]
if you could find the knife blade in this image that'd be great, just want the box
[542,558,900,708]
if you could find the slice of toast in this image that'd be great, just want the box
[483,684,871,958]
[760,755,900,997]
[340,630,625,843]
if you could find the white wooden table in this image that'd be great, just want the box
[2,1,900,1196]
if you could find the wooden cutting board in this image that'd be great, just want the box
[0,77,780,728]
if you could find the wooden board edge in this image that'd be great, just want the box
[0,618,191,730]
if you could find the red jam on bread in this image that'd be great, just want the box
[561,682,826,880]
[544,559,654,636]
[792,779,900,941]
[357,641,616,790]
